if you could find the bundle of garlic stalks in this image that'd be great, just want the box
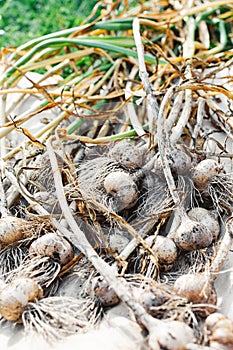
[0,0,233,349]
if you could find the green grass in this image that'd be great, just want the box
[0,0,98,48]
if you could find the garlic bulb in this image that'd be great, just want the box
[192,159,223,190]
[29,232,74,265]
[173,272,217,315]
[146,235,178,269]
[87,276,120,308]
[154,148,191,177]
[173,213,213,251]
[148,319,195,350]
[0,216,28,247]
[168,148,192,175]
[205,312,226,331]
[108,141,143,169]
[0,278,43,322]
[205,313,233,349]
[104,171,138,211]
[188,207,220,241]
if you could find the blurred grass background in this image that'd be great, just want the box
[0,0,98,47]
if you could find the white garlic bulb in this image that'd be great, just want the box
[173,272,217,315]
[104,171,138,211]
[168,148,192,175]
[173,214,213,251]
[0,216,28,247]
[188,207,220,241]
[205,312,233,349]
[108,141,142,169]
[192,159,223,190]
[146,235,178,269]
[148,319,195,350]
[29,232,74,265]
[0,278,43,322]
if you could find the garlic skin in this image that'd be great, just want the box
[173,273,217,315]
[146,235,178,269]
[173,215,213,251]
[188,207,220,241]
[0,278,43,322]
[154,148,191,177]
[0,216,27,246]
[29,232,74,265]
[108,141,142,169]
[192,159,223,190]
[148,320,195,350]
[205,313,233,349]
[87,276,120,308]
[104,171,138,211]
[168,148,192,175]
[205,312,226,331]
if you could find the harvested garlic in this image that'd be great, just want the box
[173,272,217,315]
[104,171,138,211]
[168,148,192,175]
[205,313,233,349]
[155,148,191,177]
[192,159,223,190]
[0,216,28,247]
[146,235,178,269]
[87,276,120,308]
[148,319,195,350]
[173,212,213,251]
[0,277,43,322]
[188,207,220,241]
[205,312,226,331]
[29,232,74,265]
[108,141,143,169]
